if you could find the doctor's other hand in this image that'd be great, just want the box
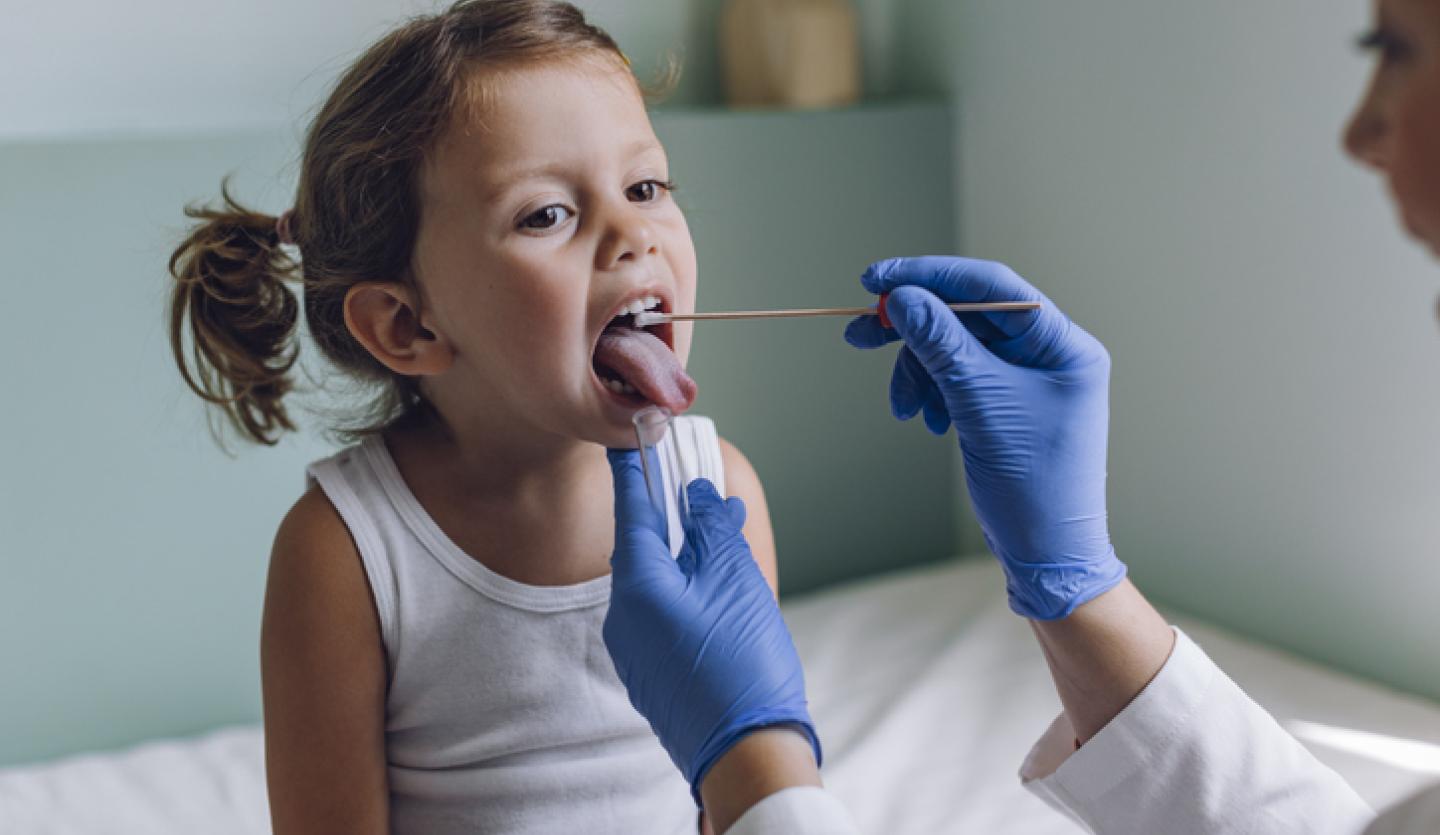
[604,449,822,805]
[845,256,1127,621]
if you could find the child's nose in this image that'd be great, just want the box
[596,210,659,270]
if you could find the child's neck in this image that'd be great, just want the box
[382,409,618,587]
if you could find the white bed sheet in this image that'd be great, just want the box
[4,557,1438,834]
[788,558,1440,834]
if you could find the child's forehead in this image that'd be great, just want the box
[436,59,659,182]
[464,59,646,145]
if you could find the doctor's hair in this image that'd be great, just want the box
[167,0,674,446]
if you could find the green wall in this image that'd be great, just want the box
[0,101,957,767]
[1,135,333,767]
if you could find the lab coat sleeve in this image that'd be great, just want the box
[727,786,862,835]
[1019,628,1376,835]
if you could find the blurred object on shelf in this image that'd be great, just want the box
[721,0,861,110]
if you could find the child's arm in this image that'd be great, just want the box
[260,488,390,835]
[718,438,778,597]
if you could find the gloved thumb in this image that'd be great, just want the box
[885,286,991,390]
[606,448,674,574]
[682,479,749,575]
[685,478,747,532]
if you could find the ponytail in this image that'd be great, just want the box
[167,179,301,446]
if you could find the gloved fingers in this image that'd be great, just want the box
[885,286,988,382]
[860,262,1006,346]
[843,312,898,349]
[921,394,952,435]
[985,314,1110,373]
[684,477,725,514]
[890,346,936,421]
[867,257,1097,371]
[685,480,748,528]
[681,478,720,553]
[676,540,699,578]
[862,256,1043,338]
[862,256,1043,311]
[721,495,749,531]
[606,449,675,570]
[682,481,752,579]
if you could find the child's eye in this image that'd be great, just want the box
[520,204,574,231]
[626,179,675,204]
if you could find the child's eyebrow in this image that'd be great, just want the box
[483,139,666,200]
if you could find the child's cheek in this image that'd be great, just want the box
[676,264,699,366]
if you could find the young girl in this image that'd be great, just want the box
[165,2,778,832]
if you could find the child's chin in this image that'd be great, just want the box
[577,413,645,451]
[594,428,641,451]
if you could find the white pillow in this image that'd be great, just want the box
[0,726,268,835]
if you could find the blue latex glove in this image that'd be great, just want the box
[844,256,1127,620]
[603,449,820,803]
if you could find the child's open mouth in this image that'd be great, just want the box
[592,294,697,413]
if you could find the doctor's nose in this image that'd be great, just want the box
[595,209,659,271]
[1343,99,1389,172]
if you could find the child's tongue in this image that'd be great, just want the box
[594,327,697,413]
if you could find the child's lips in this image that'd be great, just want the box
[590,290,694,413]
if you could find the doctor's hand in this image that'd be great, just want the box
[604,449,821,810]
[845,256,1127,621]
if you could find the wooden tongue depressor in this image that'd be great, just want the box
[632,293,1041,329]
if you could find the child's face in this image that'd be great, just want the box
[413,57,698,447]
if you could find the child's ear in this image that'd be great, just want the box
[343,281,454,377]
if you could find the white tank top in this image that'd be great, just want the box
[304,416,725,835]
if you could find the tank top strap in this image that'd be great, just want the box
[656,415,725,557]
[304,445,401,657]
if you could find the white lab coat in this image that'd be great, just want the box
[729,628,1440,835]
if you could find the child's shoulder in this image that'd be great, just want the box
[264,484,383,657]
[260,484,387,796]
[275,485,352,559]
[268,486,367,601]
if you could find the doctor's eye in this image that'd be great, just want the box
[520,204,574,232]
[1357,27,1413,65]
[626,179,676,204]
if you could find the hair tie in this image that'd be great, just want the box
[275,210,296,246]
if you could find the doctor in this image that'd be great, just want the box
[603,0,1440,833]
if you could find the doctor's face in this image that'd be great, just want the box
[1345,0,1440,255]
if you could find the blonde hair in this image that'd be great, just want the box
[168,0,638,445]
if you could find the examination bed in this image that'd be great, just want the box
[4,558,1438,834]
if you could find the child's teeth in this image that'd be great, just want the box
[643,295,660,310]
[602,377,636,395]
[626,299,646,315]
